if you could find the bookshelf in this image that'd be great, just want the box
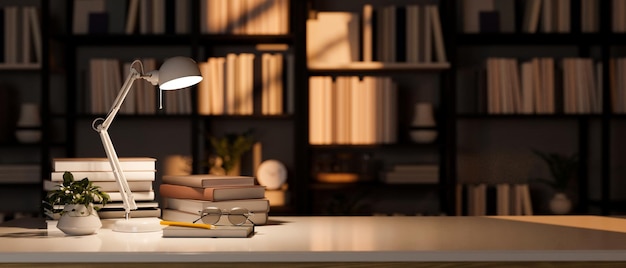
[41,0,303,215]
[450,0,626,216]
[302,0,452,215]
[5,0,626,218]
[0,0,48,219]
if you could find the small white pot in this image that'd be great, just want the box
[56,204,102,236]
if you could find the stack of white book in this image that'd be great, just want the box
[160,174,269,225]
[45,157,160,219]
[381,164,439,184]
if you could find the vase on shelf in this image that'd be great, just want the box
[409,102,437,143]
[15,103,41,143]
[549,192,572,215]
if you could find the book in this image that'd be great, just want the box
[50,171,155,181]
[462,0,494,33]
[162,174,254,188]
[100,201,159,209]
[97,207,161,219]
[159,184,265,201]
[162,197,270,214]
[306,12,359,66]
[162,224,254,238]
[52,157,156,172]
[107,190,155,202]
[161,208,268,225]
[72,0,106,34]
[44,179,153,192]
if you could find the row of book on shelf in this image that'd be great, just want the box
[0,5,42,67]
[72,0,289,35]
[73,0,190,35]
[461,0,602,33]
[197,53,294,116]
[307,3,447,69]
[88,58,192,115]
[200,0,289,35]
[308,76,397,145]
[465,0,572,33]
[456,183,533,216]
[483,57,602,114]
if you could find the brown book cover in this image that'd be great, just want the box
[162,174,254,188]
[159,183,265,201]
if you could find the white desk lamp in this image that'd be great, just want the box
[92,56,202,232]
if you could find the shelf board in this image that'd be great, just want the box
[0,142,43,148]
[203,114,294,120]
[455,33,607,46]
[310,142,438,150]
[0,63,41,70]
[309,181,438,191]
[308,61,450,74]
[456,113,603,119]
[55,34,195,46]
[198,34,294,45]
[0,182,41,187]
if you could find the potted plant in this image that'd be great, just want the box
[532,150,578,214]
[208,129,255,176]
[43,171,110,235]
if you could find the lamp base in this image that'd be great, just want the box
[112,217,162,233]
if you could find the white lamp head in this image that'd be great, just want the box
[150,56,203,90]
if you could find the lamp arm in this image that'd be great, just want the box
[92,68,142,219]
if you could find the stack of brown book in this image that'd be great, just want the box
[160,174,269,225]
[46,157,161,219]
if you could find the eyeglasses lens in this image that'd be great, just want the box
[200,207,222,224]
[228,207,249,225]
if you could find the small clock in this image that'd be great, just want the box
[256,159,287,190]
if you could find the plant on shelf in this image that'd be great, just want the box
[532,150,578,214]
[208,129,255,176]
[532,150,578,191]
[42,171,110,218]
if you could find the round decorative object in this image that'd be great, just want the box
[549,192,572,215]
[257,160,287,190]
[56,204,102,236]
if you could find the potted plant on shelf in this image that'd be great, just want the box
[208,129,255,176]
[43,171,110,235]
[532,150,578,215]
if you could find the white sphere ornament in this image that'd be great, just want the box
[256,160,287,190]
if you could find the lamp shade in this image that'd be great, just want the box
[157,57,203,90]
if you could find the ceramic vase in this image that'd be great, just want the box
[56,204,102,236]
[549,192,572,215]
[15,103,42,143]
[410,102,437,143]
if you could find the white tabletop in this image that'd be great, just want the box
[1,215,626,264]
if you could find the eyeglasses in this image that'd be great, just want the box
[193,207,255,226]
